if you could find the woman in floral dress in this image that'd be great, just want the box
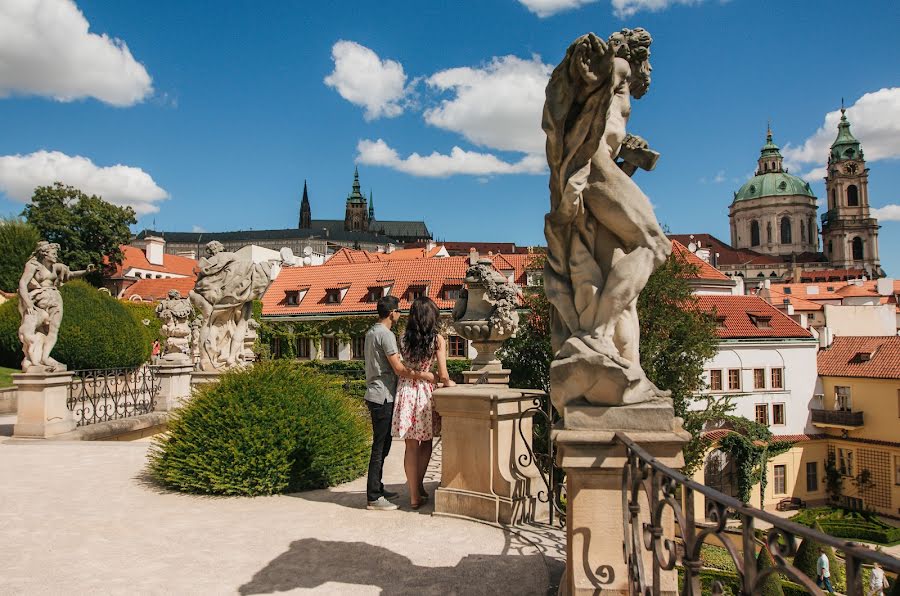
[391,297,455,509]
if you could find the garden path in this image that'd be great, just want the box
[0,425,563,595]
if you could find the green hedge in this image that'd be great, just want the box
[293,356,472,383]
[120,300,162,352]
[148,360,371,496]
[700,544,737,572]
[0,281,150,370]
[792,507,900,545]
[678,567,807,596]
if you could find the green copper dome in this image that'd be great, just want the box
[829,108,863,162]
[733,172,815,202]
[732,128,815,203]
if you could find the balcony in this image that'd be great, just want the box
[812,408,864,428]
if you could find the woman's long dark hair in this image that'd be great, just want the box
[402,297,440,363]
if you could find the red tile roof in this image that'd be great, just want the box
[668,234,784,266]
[787,268,866,283]
[420,241,530,255]
[702,429,824,444]
[121,277,196,302]
[692,295,813,340]
[671,240,731,281]
[761,286,824,312]
[324,245,445,266]
[818,336,900,380]
[110,245,197,278]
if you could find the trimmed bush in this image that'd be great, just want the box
[678,567,806,596]
[756,547,785,596]
[120,300,163,354]
[0,280,150,370]
[148,360,371,496]
[700,544,737,572]
[794,521,846,592]
[792,507,900,545]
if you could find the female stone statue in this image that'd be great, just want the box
[543,29,671,409]
[17,241,93,372]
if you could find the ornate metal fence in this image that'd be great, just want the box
[67,366,160,427]
[618,431,900,595]
[517,391,566,527]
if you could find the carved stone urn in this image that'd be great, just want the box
[451,257,520,384]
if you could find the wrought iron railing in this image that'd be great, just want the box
[67,366,160,427]
[517,392,566,527]
[619,431,900,595]
[812,408,864,427]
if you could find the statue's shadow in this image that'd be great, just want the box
[238,538,547,595]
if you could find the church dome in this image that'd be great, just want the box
[732,128,815,203]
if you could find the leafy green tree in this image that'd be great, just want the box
[500,289,552,393]
[21,183,136,283]
[717,415,793,504]
[756,546,785,596]
[0,217,40,292]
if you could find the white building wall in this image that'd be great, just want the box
[823,304,896,336]
[691,340,819,435]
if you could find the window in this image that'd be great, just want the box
[351,335,365,360]
[367,288,382,302]
[771,368,784,390]
[444,286,462,301]
[831,188,836,208]
[780,217,792,244]
[750,220,760,246]
[800,220,807,243]
[755,404,768,425]
[754,368,766,390]
[772,403,785,425]
[321,336,338,359]
[448,335,467,358]
[897,389,900,418]
[749,314,771,329]
[773,465,786,495]
[806,462,818,492]
[408,286,425,300]
[709,370,723,391]
[325,290,341,304]
[766,221,772,244]
[286,291,300,306]
[838,448,854,477]
[728,369,741,391]
[847,184,859,207]
[835,386,852,411]
[295,337,310,359]
[272,337,282,359]
[783,287,792,294]
[894,456,900,486]
[852,237,864,261]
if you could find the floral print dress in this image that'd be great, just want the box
[391,352,441,442]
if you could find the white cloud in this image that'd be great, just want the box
[871,204,900,222]
[798,166,827,183]
[0,0,152,106]
[783,88,900,174]
[356,139,546,178]
[517,0,598,17]
[425,55,551,155]
[0,150,168,215]
[191,225,206,233]
[611,0,704,18]
[324,40,410,120]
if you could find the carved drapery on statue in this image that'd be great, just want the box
[189,241,272,372]
[543,29,671,412]
[17,241,93,372]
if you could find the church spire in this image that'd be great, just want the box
[368,190,375,220]
[756,125,784,174]
[299,179,311,229]
[829,104,863,162]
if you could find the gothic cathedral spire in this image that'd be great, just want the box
[299,179,311,229]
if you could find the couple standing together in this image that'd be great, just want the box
[363,295,456,511]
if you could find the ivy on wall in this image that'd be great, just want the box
[716,415,793,505]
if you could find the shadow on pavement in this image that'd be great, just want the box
[285,479,440,515]
[238,538,547,595]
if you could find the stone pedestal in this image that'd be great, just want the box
[190,370,221,387]
[13,371,76,438]
[432,384,543,525]
[554,399,689,596]
[155,364,194,411]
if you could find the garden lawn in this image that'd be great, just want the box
[0,366,16,387]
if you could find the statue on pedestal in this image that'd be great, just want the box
[155,290,194,364]
[189,241,272,371]
[17,241,93,372]
[543,29,671,411]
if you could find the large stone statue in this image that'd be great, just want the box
[543,29,671,411]
[155,290,194,363]
[17,241,93,372]
[189,241,272,371]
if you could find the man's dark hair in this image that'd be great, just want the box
[376,296,400,319]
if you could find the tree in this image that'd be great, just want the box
[22,183,136,283]
[500,288,552,393]
[0,217,40,293]
[756,546,785,596]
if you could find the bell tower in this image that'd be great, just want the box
[344,167,369,232]
[821,106,881,275]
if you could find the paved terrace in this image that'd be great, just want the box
[0,414,564,595]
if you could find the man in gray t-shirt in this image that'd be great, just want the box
[363,296,434,510]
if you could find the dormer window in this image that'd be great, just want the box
[851,351,872,363]
[367,287,383,302]
[783,287,792,294]
[408,286,426,301]
[443,285,462,301]
[325,289,341,304]
[748,314,772,329]
[715,315,727,329]
[286,291,300,306]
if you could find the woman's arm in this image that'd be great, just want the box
[387,353,435,383]
[435,335,456,387]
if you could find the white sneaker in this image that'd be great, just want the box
[367,496,399,511]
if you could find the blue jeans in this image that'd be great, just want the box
[817,575,834,593]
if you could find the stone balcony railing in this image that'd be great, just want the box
[811,408,864,428]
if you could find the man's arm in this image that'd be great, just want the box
[386,353,435,383]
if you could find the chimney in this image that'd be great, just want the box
[144,236,165,266]
[877,277,894,296]
[468,247,479,265]
[386,243,395,254]
[426,240,436,251]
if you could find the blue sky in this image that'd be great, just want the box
[1,0,899,272]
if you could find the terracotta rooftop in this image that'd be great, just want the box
[671,240,731,281]
[668,234,783,266]
[325,245,447,266]
[692,295,813,340]
[121,277,196,302]
[110,245,197,278]
[786,268,866,283]
[761,285,824,312]
[818,336,900,380]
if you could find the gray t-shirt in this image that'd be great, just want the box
[364,323,399,404]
